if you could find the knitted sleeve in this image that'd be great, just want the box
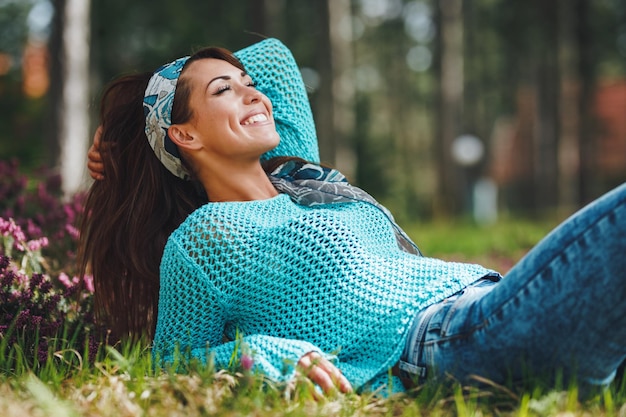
[153,237,330,383]
[234,38,320,164]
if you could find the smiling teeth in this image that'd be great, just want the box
[242,114,268,125]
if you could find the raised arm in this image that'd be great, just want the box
[234,38,320,163]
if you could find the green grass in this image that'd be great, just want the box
[405,216,560,273]
[2,348,624,416]
[2,217,625,416]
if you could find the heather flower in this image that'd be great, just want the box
[65,224,80,240]
[83,274,95,293]
[0,218,27,258]
[0,255,9,270]
[0,217,26,242]
[0,159,101,367]
[26,219,42,237]
[29,272,44,288]
[39,279,53,294]
[0,249,99,366]
[0,159,86,277]
[27,237,49,252]
[58,272,78,288]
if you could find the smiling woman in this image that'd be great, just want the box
[80,38,626,399]
[80,38,354,394]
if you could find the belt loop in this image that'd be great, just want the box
[398,360,427,378]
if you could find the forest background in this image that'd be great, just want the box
[1,0,625,222]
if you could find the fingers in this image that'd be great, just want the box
[298,352,353,395]
[87,159,104,181]
[93,125,103,149]
[87,143,102,162]
[87,126,105,180]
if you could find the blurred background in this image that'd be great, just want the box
[1,0,625,222]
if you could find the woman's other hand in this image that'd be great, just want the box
[297,351,352,395]
[87,126,105,180]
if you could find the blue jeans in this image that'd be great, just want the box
[399,182,626,393]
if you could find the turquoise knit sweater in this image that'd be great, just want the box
[153,193,493,392]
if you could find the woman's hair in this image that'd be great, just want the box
[78,47,241,341]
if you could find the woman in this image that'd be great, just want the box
[82,39,626,396]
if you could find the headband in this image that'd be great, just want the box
[143,38,320,179]
[143,56,191,179]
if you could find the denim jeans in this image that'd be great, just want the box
[399,182,626,393]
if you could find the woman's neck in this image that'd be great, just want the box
[197,161,279,202]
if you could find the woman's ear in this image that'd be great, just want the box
[168,124,202,151]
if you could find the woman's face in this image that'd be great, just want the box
[176,58,280,163]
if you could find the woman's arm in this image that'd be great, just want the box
[234,39,319,164]
[155,239,351,393]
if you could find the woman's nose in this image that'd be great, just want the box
[243,89,261,104]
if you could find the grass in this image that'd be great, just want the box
[2,217,625,416]
[405,215,560,273]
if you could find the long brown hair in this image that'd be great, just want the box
[79,47,296,342]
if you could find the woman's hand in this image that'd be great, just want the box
[87,126,105,180]
[297,351,352,395]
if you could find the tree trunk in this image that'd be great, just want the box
[58,0,91,197]
[43,0,65,168]
[575,0,596,204]
[263,0,285,39]
[557,0,581,211]
[327,0,355,178]
[436,0,464,215]
[314,0,356,179]
[247,0,283,38]
[533,0,559,212]
[315,1,335,166]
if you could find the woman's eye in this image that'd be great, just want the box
[214,85,231,95]
[247,81,257,88]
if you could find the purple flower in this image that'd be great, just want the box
[16,309,31,327]
[39,280,53,294]
[26,219,42,238]
[0,255,9,270]
[0,159,102,365]
[30,273,44,287]
[83,274,94,293]
[64,224,79,240]
[241,354,254,371]
[58,272,73,288]
[27,237,48,252]
[0,218,26,243]
[1,269,16,287]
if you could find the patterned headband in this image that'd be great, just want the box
[143,56,191,180]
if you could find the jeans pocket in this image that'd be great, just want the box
[428,278,499,339]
